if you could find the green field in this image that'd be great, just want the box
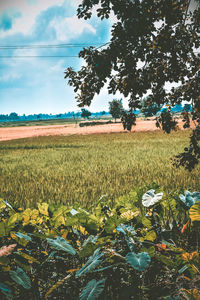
[0,118,79,127]
[0,130,199,208]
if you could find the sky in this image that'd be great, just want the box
[0,0,126,115]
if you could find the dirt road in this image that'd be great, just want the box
[0,119,191,142]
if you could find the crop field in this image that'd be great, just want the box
[0,130,199,208]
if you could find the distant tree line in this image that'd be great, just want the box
[0,103,192,123]
[0,111,110,122]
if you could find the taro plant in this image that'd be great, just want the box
[0,186,200,299]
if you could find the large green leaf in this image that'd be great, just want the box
[189,202,200,222]
[142,190,163,207]
[80,278,106,300]
[46,236,76,255]
[104,216,121,233]
[9,267,31,289]
[14,232,32,241]
[7,213,20,227]
[76,248,104,278]
[126,252,151,271]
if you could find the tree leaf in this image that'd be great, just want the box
[80,278,106,300]
[46,236,76,255]
[9,267,31,289]
[126,252,151,271]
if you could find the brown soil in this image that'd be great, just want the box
[0,119,194,142]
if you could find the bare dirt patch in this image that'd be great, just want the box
[0,119,194,142]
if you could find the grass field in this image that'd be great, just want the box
[0,130,199,208]
[0,118,79,127]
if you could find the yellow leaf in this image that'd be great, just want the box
[38,203,49,216]
[120,210,139,221]
[66,268,79,273]
[190,202,200,222]
[182,288,200,300]
[79,226,88,235]
[2,265,10,271]
[17,251,40,264]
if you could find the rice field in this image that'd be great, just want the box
[0,130,199,208]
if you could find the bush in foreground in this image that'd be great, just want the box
[0,186,200,299]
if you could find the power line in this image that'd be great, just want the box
[0,55,79,58]
[0,42,109,49]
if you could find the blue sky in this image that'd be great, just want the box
[0,0,126,115]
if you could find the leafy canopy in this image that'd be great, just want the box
[109,99,124,120]
[65,0,199,110]
[65,0,200,168]
[81,108,91,119]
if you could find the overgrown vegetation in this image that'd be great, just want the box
[0,132,200,208]
[0,185,199,299]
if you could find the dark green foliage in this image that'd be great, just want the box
[156,109,178,133]
[140,97,160,117]
[183,104,192,112]
[81,109,91,119]
[121,110,136,131]
[65,0,200,169]
[109,99,123,122]
[181,111,190,129]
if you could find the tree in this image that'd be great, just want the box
[140,97,160,117]
[121,110,136,131]
[101,111,106,116]
[156,107,178,133]
[65,0,200,169]
[9,112,19,120]
[109,99,123,122]
[81,108,91,119]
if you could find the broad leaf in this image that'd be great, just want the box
[189,202,200,222]
[80,278,106,300]
[117,224,136,236]
[38,203,49,216]
[46,236,76,255]
[76,248,104,278]
[9,267,31,289]
[179,191,200,208]
[14,232,32,241]
[126,252,151,271]
[142,190,163,207]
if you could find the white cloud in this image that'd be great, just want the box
[50,15,96,42]
[0,0,65,37]
[0,72,21,81]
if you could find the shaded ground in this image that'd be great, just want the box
[0,119,194,141]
